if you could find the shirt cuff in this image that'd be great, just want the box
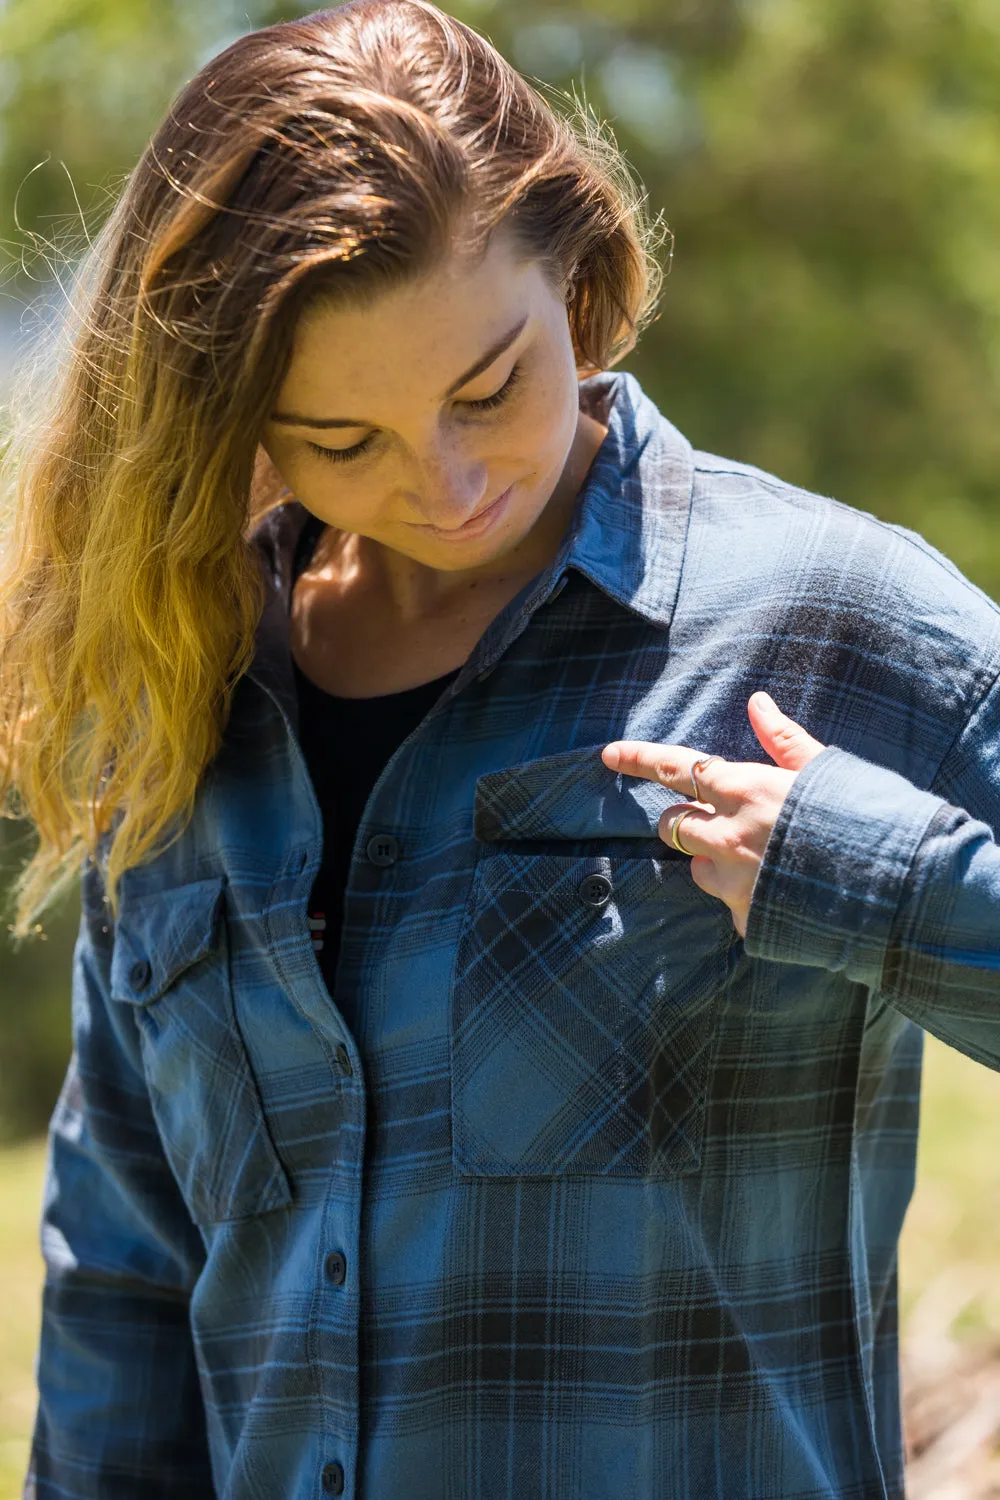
[743,744,948,983]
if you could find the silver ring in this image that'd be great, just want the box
[690,755,724,805]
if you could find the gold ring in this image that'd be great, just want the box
[670,809,696,856]
[690,755,723,804]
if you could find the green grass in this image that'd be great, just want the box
[899,1034,1000,1336]
[0,1036,998,1496]
[0,1137,46,1498]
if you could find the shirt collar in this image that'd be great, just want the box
[548,368,694,629]
[245,369,694,730]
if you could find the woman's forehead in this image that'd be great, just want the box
[277,247,547,410]
[297,230,540,340]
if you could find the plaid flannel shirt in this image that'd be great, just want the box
[27,370,1000,1499]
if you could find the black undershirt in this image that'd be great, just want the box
[291,513,461,992]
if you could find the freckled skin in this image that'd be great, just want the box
[260,226,608,625]
[260,229,827,916]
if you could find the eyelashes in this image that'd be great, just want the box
[306,361,524,466]
[464,360,523,412]
[308,434,375,465]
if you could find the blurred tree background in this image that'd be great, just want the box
[1,0,1000,1488]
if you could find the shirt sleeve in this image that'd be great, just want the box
[26,858,216,1498]
[743,668,1000,1069]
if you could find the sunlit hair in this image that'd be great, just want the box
[0,0,665,942]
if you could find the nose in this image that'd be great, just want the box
[411,433,489,529]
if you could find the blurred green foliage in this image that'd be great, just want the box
[0,824,74,1141]
[1,0,1000,1136]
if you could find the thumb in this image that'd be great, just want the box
[748,691,826,771]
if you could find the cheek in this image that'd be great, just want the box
[511,377,579,468]
[261,439,318,495]
[270,446,384,521]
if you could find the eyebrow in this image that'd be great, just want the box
[269,313,529,428]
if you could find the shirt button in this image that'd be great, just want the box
[477,667,492,682]
[324,1251,347,1285]
[578,874,613,908]
[335,1043,353,1077]
[366,832,400,867]
[322,1461,345,1495]
[129,959,152,990]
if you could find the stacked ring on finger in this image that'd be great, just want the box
[690,754,724,804]
[669,811,697,856]
[669,754,728,856]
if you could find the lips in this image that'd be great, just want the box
[417,483,513,535]
[462,492,506,527]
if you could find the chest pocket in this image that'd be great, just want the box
[110,874,293,1227]
[451,744,735,1178]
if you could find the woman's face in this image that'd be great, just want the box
[260,228,587,577]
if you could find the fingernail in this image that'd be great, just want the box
[753,691,776,711]
[603,745,620,769]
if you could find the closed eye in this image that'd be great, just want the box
[306,362,524,465]
[307,434,376,465]
[462,361,523,411]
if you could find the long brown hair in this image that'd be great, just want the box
[0,0,664,942]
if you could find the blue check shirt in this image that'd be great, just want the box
[28,370,1000,1500]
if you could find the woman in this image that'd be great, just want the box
[2,2,999,1497]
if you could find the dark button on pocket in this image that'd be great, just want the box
[578,873,613,908]
[452,851,732,1179]
[324,1251,347,1285]
[322,1461,345,1494]
[335,1043,353,1076]
[129,958,152,990]
[366,833,399,867]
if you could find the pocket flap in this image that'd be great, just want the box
[473,742,690,843]
[110,875,227,1005]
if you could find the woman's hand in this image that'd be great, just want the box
[601,692,827,937]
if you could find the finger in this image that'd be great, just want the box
[747,692,826,771]
[686,845,754,935]
[602,741,739,810]
[687,853,722,900]
[658,803,717,856]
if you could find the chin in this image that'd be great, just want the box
[423,532,520,568]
